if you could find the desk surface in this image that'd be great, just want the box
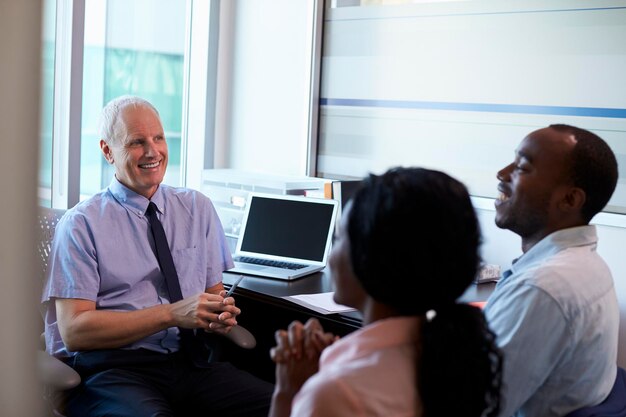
[224,269,362,328]
[223,268,496,324]
[222,268,496,382]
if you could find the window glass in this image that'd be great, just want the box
[39,0,56,207]
[80,0,186,199]
[317,0,626,214]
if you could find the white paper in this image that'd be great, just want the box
[283,292,357,315]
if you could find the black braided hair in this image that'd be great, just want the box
[347,167,502,416]
[420,303,502,417]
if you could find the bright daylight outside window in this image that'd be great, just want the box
[80,0,187,200]
[39,0,56,207]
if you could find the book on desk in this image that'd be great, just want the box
[323,179,363,220]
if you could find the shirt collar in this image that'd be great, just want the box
[500,225,598,284]
[108,177,165,218]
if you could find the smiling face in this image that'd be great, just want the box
[495,127,577,250]
[100,104,168,199]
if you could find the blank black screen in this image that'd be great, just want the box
[240,196,335,262]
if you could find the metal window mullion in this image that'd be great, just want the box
[52,0,85,209]
[181,0,216,191]
[306,0,325,177]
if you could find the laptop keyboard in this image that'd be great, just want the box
[236,256,307,270]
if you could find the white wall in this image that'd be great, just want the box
[216,0,316,176]
[0,1,44,415]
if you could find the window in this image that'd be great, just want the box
[316,0,626,215]
[39,0,56,207]
[41,0,221,208]
[41,0,311,211]
[80,0,187,198]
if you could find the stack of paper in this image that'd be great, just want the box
[283,292,357,315]
[475,263,501,284]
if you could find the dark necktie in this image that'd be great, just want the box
[146,202,184,302]
[145,202,197,357]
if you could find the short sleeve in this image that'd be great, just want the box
[42,211,100,302]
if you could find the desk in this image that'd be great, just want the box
[222,270,495,382]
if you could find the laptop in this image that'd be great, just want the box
[228,192,339,280]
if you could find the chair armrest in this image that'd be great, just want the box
[37,351,81,390]
[222,325,256,349]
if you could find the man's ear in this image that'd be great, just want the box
[100,139,114,164]
[558,186,586,214]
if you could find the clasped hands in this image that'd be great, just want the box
[270,318,339,393]
[169,290,240,335]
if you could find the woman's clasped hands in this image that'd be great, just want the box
[270,318,339,394]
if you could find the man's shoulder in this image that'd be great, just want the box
[488,245,614,320]
[62,190,134,230]
[503,252,608,291]
[535,243,612,285]
[161,184,202,197]
[65,191,110,217]
[161,185,213,207]
[83,188,111,202]
[507,226,609,286]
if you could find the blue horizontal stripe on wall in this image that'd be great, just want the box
[329,7,626,22]
[319,98,626,119]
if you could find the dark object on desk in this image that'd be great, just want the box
[225,288,358,383]
[324,178,363,221]
[229,192,338,280]
[331,179,363,208]
[563,366,626,417]
[474,263,501,284]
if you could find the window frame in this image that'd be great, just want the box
[49,0,215,208]
[51,0,85,209]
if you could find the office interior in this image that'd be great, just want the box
[2,1,626,414]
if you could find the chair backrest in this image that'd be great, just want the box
[37,207,67,278]
[36,207,81,417]
[564,366,626,417]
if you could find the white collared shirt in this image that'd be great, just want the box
[485,225,619,417]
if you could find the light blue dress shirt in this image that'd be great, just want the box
[485,225,618,417]
[41,178,234,357]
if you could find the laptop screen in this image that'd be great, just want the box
[237,193,338,263]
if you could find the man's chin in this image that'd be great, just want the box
[140,172,165,185]
[494,213,510,230]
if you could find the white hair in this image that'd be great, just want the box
[97,95,160,146]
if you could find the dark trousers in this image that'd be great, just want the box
[58,349,274,417]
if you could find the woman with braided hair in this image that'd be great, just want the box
[269,166,502,417]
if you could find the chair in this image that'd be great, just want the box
[564,366,626,417]
[36,206,256,414]
[37,207,82,416]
